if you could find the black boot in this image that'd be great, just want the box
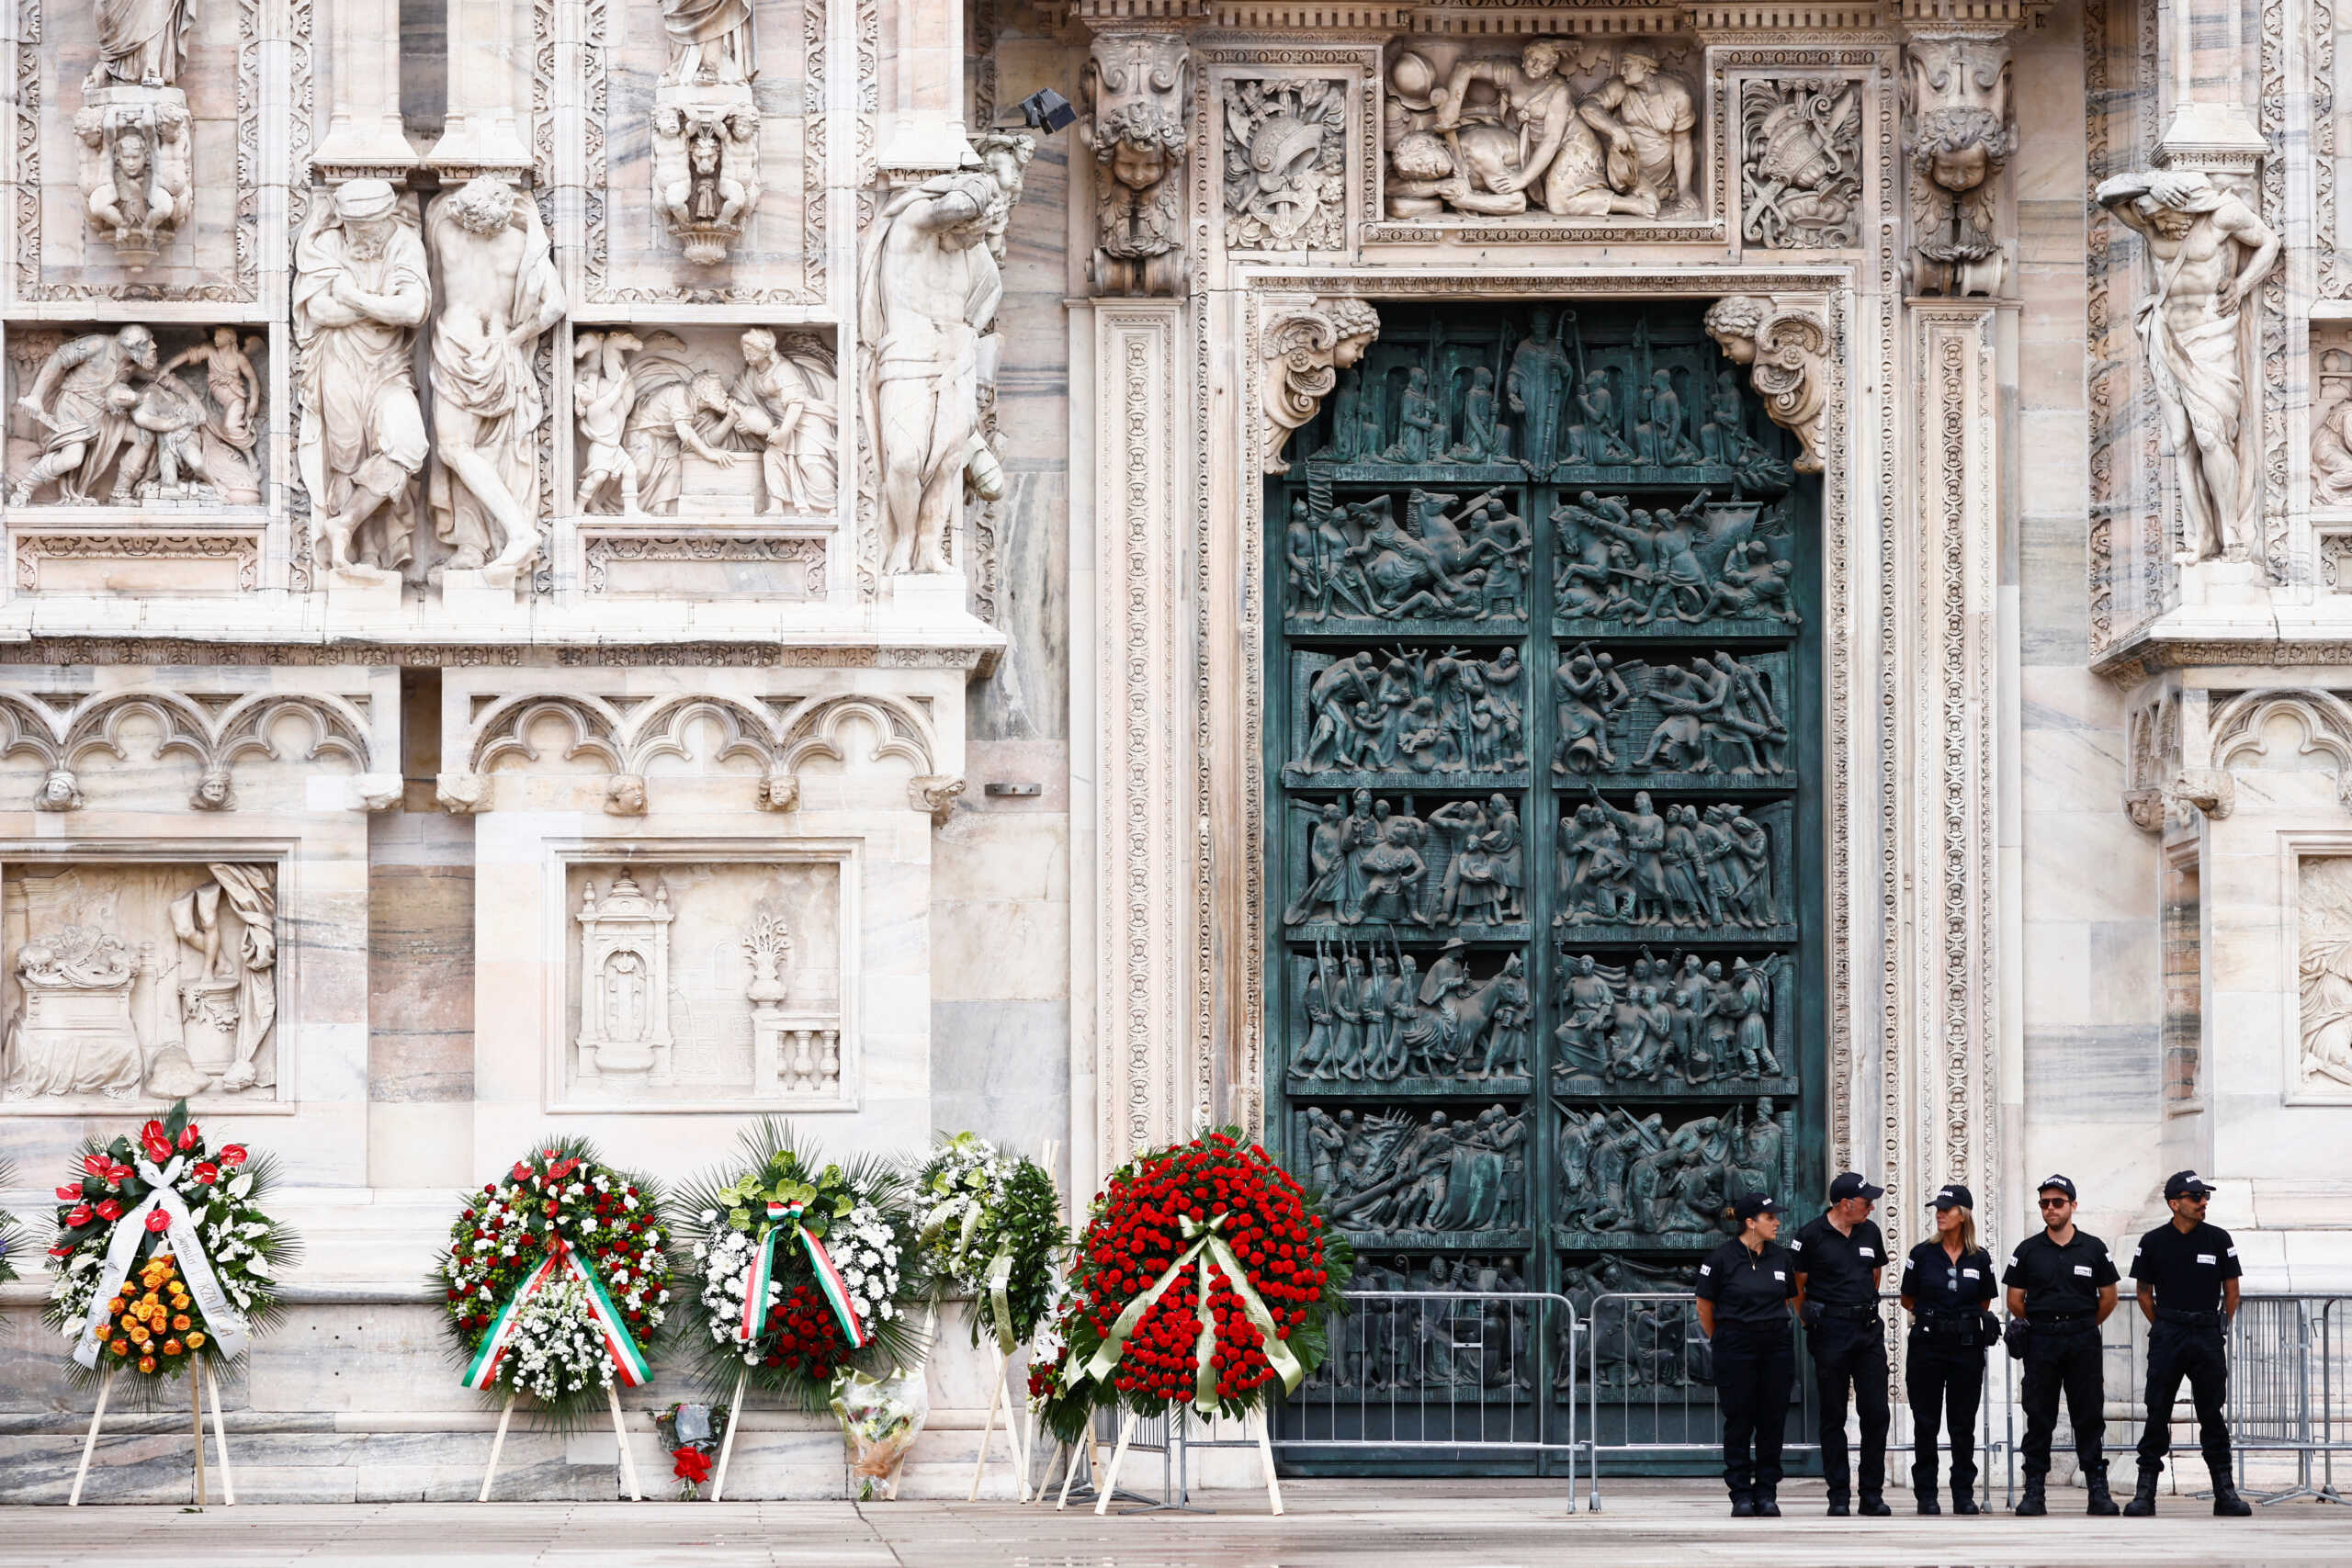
[1730,1493,1755,1517]
[1859,1493,1893,1517]
[1825,1490,1849,1517]
[2015,1480,2046,1516]
[1754,1487,1781,1517]
[2086,1466,2120,1517]
[1915,1489,1941,1516]
[1951,1483,1980,1515]
[2211,1474,2253,1517]
[2122,1472,2158,1517]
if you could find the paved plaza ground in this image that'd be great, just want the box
[0,1480,2344,1567]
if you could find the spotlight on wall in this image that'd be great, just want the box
[1019,87,1076,135]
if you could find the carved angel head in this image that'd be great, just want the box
[605,773,649,816]
[34,767,83,811]
[1702,296,1770,364]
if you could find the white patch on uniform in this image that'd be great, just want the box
[1773,1270,1786,1280]
[1962,1268,1980,1279]
[1860,1247,1876,1258]
[2197,1254,2216,1266]
[1698,1264,1712,1276]
[2073,1265,2093,1276]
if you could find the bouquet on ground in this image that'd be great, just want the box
[651,1401,728,1499]
[42,1100,299,1390]
[438,1137,673,1424]
[1056,1128,1351,1426]
[677,1119,928,1411]
[913,1132,1066,1355]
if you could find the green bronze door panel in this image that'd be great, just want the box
[1268,301,1824,1472]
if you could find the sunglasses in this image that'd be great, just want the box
[2037,1196,2072,1208]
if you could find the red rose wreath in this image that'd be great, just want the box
[1036,1129,1351,1439]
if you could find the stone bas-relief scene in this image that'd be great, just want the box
[564,861,843,1105]
[1384,40,1705,223]
[1300,1103,1531,1246]
[571,327,838,517]
[2,862,278,1101]
[6,325,266,507]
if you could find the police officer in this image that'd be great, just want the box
[1695,1192,1799,1517]
[1899,1182,1996,1515]
[1792,1171,1892,1516]
[2122,1170,2253,1517]
[2004,1173,2121,1516]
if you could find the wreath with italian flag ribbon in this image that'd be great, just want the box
[437,1136,673,1425]
[41,1100,299,1397]
[1037,1128,1351,1438]
[676,1119,928,1411]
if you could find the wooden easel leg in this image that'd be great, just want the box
[1007,1380,1034,1503]
[191,1364,208,1507]
[69,1371,114,1507]
[1253,1406,1283,1517]
[1055,1439,1083,1509]
[968,1348,1006,1502]
[1092,1411,1136,1517]
[478,1392,516,1503]
[204,1361,237,1506]
[709,1367,749,1502]
[607,1382,643,1501]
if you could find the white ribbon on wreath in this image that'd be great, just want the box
[69,1155,250,1370]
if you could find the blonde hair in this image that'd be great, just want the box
[1943,1206,1978,1255]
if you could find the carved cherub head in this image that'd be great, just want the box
[605,773,648,816]
[1095,103,1187,195]
[1702,296,1770,365]
[1914,106,2010,197]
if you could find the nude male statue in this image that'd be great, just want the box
[2094,169,2280,562]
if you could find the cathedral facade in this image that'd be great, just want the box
[0,0,2347,1496]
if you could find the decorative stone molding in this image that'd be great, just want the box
[1258,295,1381,474]
[1222,77,1346,252]
[1080,32,1192,296]
[435,771,488,814]
[1740,77,1863,250]
[2211,690,2352,812]
[0,686,379,810]
[1901,32,2014,296]
[2171,766,2237,820]
[1702,296,1831,475]
[908,773,965,824]
[351,773,405,812]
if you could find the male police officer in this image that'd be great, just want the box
[1792,1171,1892,1516]
[2004,1173,2121,1515]
[2122,1170,2253,1517]
[1695,1191,1800,1517]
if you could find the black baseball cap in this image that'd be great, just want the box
[2037,1174,2077,1201]
[1828,1171,1884,1202]
[1732,1192,1781,1221]
[2164,1170,2216,1200]
[1928,1183,1974,1210]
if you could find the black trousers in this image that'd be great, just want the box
[1713,1326,1794,1498]
[1809,1314,1891,1499]
[2019,1320,2105,1480]
[2135,1318,2232,1480]
[1905,1333,1984,1495]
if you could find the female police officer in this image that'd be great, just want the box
[1900,1183,1996,1515]
[1695,1191,1799,1517]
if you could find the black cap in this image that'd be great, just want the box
[2165,1169,2216,1200]
[2037,1173,2077,1201]
[1732,1192,1781,1221]
[1928,1183,1974,1210]
[1828,1171,1884,1203]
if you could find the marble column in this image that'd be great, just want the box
[876,0,968,171]
[313,0,418,175]
[428,0,532,175]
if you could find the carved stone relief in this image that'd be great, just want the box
[1080,32,1191,295]
[2313,343,2352,509]
[1306,1102,1530,1244]
[574,327,836,517]
[1260,295,1380,474]
[3,862,279,1102]
[1702,297,1831,475]
[1553,952,1793,1091]
[0,686,378,812]
[650,0,763,267]
[2210,688,2352,812]
[1383,40,1703,222]
[1555,1100,1789,1244]
[2298,855,2352,1100]
[7,325,266,507]
[1288,944,1531,1089]
[1740,78,1863,250]
[2092,169,2281,564]
[1902,35,2014,296]
[1223,78,1346,252]
[75,89,193,269]
[564,860,844,1104]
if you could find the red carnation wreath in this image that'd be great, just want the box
[1046,1128,1351,1434]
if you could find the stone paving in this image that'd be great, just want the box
[0,1480,2345,1567]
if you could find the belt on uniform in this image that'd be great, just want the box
[2032,1310,2094,1326]
[1815,1302,1880,1321]
[2155,1308,2222,1327]
[1915,1312,1983,1336]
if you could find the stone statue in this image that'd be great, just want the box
[424,175,566,579]
[1262,296,1381,473]
[2094,169,2282,562]
[860,170,1001,574]
[1904,35,2014,296]
[573,332,644,514]
[1703,296,1830,474]
[657,0,756,86]
[652,104,763,265]
[1080,34,1190,296]
[88,0,192,88]
[729,328,835,514]
[294,178,430,574]
[1578,50,1701,219]
[1224,78,1346,251]
[74,100,192,267]
[8,325,157,504]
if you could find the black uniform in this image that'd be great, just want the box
[2004,1228,2120,1482]
[1696,1235,1798,1502]
[2128,1221,2243,1483]
[1792,1213,1891,1504]
[1900,1238,1996,1502]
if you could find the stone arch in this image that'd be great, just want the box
[774,694,936,774]
[469,694,628,773]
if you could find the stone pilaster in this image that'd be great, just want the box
[427,0,532,175]
[311,0,417,177]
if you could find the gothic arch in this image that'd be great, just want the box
[469,694,628,773]
[774,694,936,774]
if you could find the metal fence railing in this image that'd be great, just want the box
[1263,1288,2352,1511]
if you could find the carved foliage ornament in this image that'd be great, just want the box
[1223,79,1347,252]
[1741,78,1863,250]
[1081,33,1191,295]
[1902,36,2014,297]
[1702,297,1830,476]
[1261,297,1382,475]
